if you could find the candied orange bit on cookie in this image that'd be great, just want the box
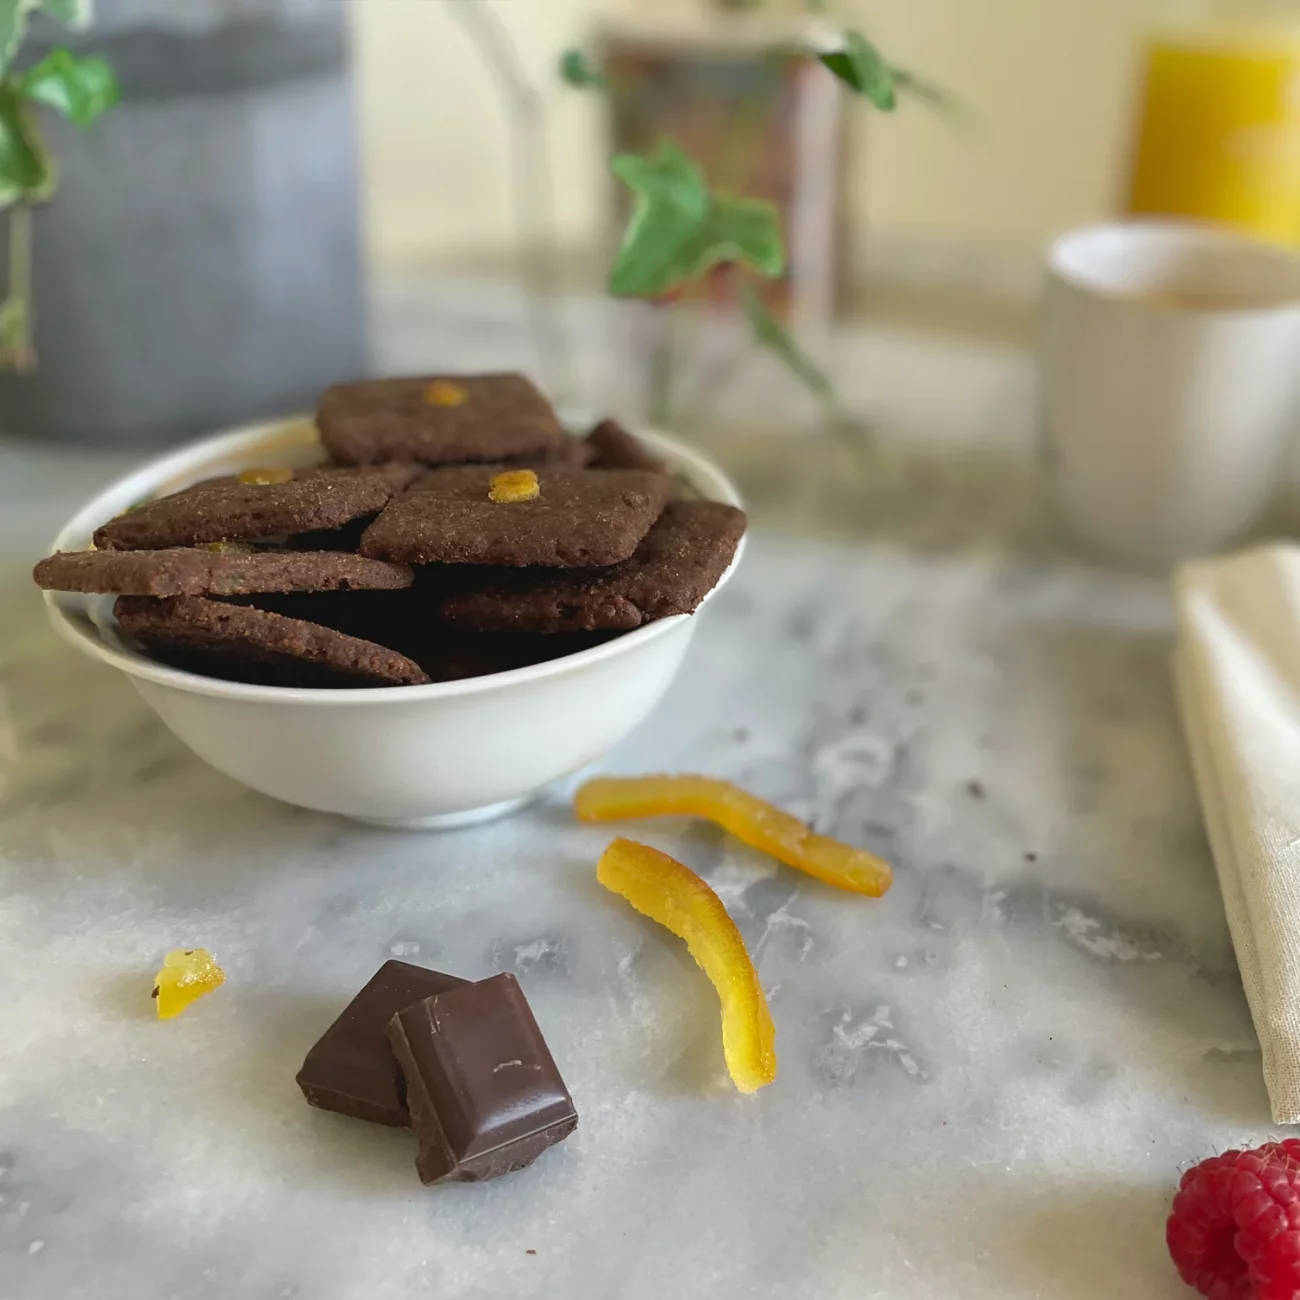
[238,466,294,485]
[424,380,469,407]
[597,838,775,1093]
[488,469,540,504]
[576,775,893,898]
[196,541,258,555]
[152,948,225,1020]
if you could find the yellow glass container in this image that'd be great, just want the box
[1126,1,1300,243]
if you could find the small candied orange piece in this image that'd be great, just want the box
[424,379,469,407]
[576,775,893,898]
[597,838,776,1093]
[196,541,257,555]
[488,469,540,504]
[152,948,225,1020]
[238,466,294,485]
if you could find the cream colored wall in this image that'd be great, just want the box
[353,0,1147,273]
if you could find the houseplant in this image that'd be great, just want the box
[0,0,118,370]
[561,12,953,430]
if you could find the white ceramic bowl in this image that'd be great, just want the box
[43,417,745,828]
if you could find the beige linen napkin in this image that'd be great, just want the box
[1175,544,1300,1124]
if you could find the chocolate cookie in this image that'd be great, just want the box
[93,464,422,552]
[508,437,595,470]
[318,373,567,467]
[584,418,667,473]
[359,466,671,568]
[246,590,619,681]
[115,595,430,688]
[34,548,414,598]
[434,501,746,633]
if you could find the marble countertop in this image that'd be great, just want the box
[0,299,1274,1300]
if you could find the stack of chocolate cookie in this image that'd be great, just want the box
[33,374,747,688]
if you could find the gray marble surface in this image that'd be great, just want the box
[0,301,1275,1300]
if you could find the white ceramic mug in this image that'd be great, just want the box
[1041,220,1300,563]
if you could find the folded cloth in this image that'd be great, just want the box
[1175,545,1300,1124]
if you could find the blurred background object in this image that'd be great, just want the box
[600,11,848,329]
[14,0,1300,449]
[0,0,366,446]
[357,0,1146,309]
[1126,0,1300,244]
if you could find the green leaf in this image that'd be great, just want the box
[0,87,54,207]
[741,282,835,404]
[608,140,786,299]
[697,194,785,277]
[609,143,712,298]
[559,47,605,90]
[22,48,119,126]
[818,30,897,110]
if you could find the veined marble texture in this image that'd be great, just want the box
[0,295,1277,1300]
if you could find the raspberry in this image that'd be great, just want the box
[1168,1141,1300,1299]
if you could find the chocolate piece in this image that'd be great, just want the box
[34,548,414,598]
[318,373,567,467]
[93,464,423,552]
[584,418,667,473]
[115,595,431,688]
[297,961,469,1127]
[435,501,747,633]
[359,466,670,568]
[386,973,578,1184]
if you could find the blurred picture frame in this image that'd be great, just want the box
[598,11,850,329]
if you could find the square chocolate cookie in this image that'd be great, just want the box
[35,548,414,598]
[94,465,422,552]
[359,467,670,568]
[115,596,430,688]
[318,373,567,467]
[434,501,746,632]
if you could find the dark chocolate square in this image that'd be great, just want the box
[296,961,468,1126]
[386,973,578,1183]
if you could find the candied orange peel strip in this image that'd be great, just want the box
[152,948,225,1020]
[488,469,540,503]
[576,775,893,898]
[597,837,776,1093]
[424,379,469,407]
[238,466,294,485]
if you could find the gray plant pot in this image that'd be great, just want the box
[0,0,367,445]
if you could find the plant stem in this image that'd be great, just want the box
[3,202,34,371]
[444,0,573,401]
[11,203,30,305]
[645,303,680,429]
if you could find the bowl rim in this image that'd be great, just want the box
[41,416,747,707]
